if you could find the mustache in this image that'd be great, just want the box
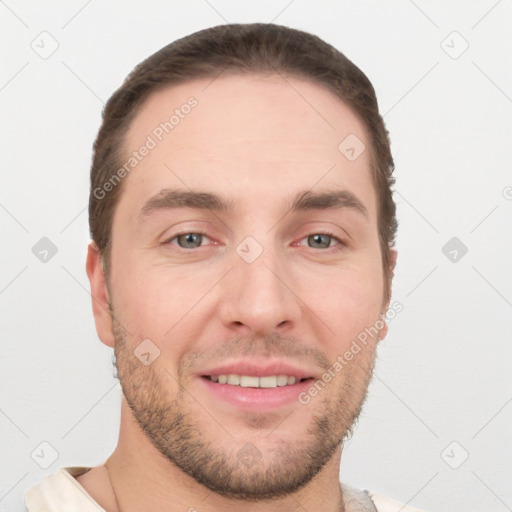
[179,332,332,377]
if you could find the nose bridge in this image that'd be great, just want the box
[219,235,299,334]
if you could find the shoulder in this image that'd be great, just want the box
[368,490,428,512]
[341,482,428,512]
[24,467,104,512]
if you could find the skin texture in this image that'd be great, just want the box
[83,73,397,512]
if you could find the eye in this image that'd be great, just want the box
[166,232,210,249]
[302,233,343,250]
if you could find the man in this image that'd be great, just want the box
[25,23,425,512]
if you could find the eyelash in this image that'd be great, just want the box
[164,231,345,252]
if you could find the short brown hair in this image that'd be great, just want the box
[89,23,397,303]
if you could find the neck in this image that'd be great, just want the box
[104,398,345,512]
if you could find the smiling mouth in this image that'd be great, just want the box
[202,375,312,388]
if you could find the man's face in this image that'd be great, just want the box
[101,74,391,499]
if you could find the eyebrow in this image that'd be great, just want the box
[138,188,368,220]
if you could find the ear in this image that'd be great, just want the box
[86,241,115,348]
[378,247,398,341]
[388,247,398,278]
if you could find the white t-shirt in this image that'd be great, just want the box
[24,467,427,512]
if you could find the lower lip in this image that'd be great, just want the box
[199,377,313,412]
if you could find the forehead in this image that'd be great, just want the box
[118,73,376,218]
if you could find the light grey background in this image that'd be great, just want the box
[1,1,511,511]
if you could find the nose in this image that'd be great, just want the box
[217,243,301,336]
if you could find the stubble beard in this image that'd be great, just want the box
[111,318,376,501]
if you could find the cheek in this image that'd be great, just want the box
[111,265,209,354]
[308,264,384,350]
[110,267,171,335]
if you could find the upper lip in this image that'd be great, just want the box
[198,360,318,380]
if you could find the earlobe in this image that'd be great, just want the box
[389,248,398,276]
[86,241,115,348]
[378,321,389,340]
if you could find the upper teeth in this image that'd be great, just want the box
[210,375,298,388]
